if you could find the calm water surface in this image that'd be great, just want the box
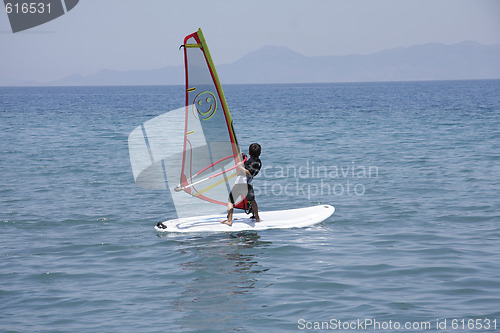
[1,81,499,332]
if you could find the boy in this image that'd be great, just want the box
[221,143,262,226]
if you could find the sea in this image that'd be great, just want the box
[1,80,499,332]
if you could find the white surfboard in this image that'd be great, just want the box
[155,204,334,233]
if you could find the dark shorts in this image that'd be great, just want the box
[229,183,255,204]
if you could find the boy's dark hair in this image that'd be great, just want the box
[249,143,261,158]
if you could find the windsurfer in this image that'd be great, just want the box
[221,143,262,226]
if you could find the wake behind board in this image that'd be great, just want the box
[155,205,334,233]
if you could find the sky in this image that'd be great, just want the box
[1,0,499,84]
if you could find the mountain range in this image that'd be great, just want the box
[8,41,500,86]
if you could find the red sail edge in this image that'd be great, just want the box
[179,28,247,209]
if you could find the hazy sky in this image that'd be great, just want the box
[1,0,499,83]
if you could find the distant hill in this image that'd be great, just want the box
[219,41,500,84]
[49,66,184,86]
[9,41,500,86]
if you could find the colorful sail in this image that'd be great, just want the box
[178,28,244,208]
[128,28,248,218]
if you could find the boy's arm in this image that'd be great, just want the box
[236,161,252,177]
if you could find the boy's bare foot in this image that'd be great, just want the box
[250,215,261,222]
[220,219,233,226]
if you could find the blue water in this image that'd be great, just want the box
[1,81,499,332]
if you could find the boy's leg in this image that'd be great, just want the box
[246,184,259,222]
[250,199,260,222]
[221,202,234,226]
[221,184,247,226]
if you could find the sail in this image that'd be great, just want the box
[128,28,248,218]
[178,28,244,208]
